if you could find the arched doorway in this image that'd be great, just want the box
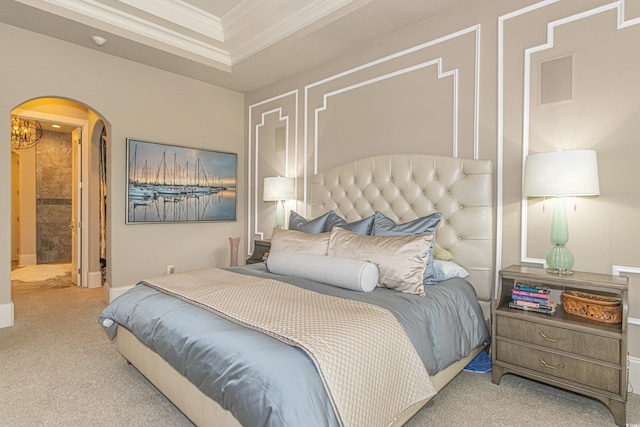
[10,98,108,290]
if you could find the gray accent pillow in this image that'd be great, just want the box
[372,211,443,284]
[324,212,375,235]
[266,251,379,292]
[288,210,333,233]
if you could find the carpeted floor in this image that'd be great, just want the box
[1,273,638,426]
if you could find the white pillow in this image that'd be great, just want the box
[433,260,469,282]
[266,251,379,292]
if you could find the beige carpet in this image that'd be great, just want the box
[0,281,638,426]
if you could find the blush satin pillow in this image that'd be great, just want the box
[327,227,434,296]
[372,211,442,284]
[270,227,330,255]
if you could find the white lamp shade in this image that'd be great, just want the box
[263,176,295,201]
[523,150,600,197]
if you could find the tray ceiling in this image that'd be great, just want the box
[1,0,470,92]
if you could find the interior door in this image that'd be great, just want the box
[11,152,20,263]
[71,128,81,286]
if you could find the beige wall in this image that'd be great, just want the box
[245,0,640,382]
[1,23,245,325]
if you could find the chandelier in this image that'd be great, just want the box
[11,116,43,150]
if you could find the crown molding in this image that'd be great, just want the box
[228,0,358,63]
[118,0,225,42]
[20,0,231,66]
[17,0,366,71]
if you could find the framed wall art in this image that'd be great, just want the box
[126,138,237,224]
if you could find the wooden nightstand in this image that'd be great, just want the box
[492,265,628,426]
[246,240,271,264]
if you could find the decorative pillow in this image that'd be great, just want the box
[433,260,469,282]
[288,210,333,234]
[270,227,330,255]
[433,245,454,261]
[324,212,375,235]
[266,251,379,292]
[327,227,434,296]
[372,211,443,284]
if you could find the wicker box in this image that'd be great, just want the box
[561,290,622,324]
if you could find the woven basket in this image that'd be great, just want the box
[561,290,622,324]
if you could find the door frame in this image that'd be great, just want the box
[13,108,89,286]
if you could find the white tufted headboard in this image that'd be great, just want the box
[309,154,493,318]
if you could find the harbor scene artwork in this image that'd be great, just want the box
[126,139,237,223]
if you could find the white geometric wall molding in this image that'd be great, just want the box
[512,1,640,265]
[247,90,298,253]
[612,265,640,394]
[303,25,481,212]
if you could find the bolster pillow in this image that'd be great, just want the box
[266,251,379,292]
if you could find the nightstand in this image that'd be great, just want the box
[246,240,271,264]
[492,265,628,426]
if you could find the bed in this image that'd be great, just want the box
[99,153,494,427]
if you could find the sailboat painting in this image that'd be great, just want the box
[126,138,237,223]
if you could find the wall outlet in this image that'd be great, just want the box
[166,265,175,274]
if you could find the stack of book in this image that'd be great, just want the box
[509,282,557,315]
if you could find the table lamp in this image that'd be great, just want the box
[523,150,600,275]
[263,176,295,228]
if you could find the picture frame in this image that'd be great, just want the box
[126,138,237,224]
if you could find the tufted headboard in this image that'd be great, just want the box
[309,154,493,318]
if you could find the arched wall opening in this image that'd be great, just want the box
[10,97,109,296]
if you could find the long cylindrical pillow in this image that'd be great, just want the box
[266,251,379,292]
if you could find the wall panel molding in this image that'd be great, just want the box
[303,25,481,211]
[513,1,640,265]
[247,90,298,254]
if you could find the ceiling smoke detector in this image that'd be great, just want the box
[91,35,107,46]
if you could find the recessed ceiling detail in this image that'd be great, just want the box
[4,0,471,91]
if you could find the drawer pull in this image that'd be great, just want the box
[539,331,564,343]
[539,358,565,370]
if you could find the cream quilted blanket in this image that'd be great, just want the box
[143,268,436,427]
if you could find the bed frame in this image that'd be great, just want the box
[117,154,494,426]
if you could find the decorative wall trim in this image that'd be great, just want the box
[612,265,640,327]
[0,302,14,328]
[253,108,290,242]
[518,1,640,265]
[303,24,480,212]
[496,0,558,294]
[247,90,298,254]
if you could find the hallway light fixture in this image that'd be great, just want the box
[11,116,43,150]
[523,150,600,275]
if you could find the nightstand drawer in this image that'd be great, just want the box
[496,340,620,394]
[496,315,620,364]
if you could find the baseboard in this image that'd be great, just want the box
[105,282,135,303]
[87,271,102,289]
[0,302,15,328]
[630,356,640,396]
[18,254,36,266]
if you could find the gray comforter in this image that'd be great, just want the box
[98,264,490,427]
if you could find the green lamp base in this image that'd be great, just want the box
[546,243,574,275]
